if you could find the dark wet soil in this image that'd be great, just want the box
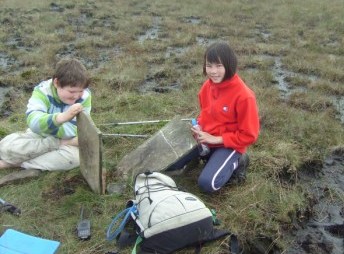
[240,147,344,254]
[42,175,86,201]
[283,147,344,254]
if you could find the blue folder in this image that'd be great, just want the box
[0,229,60,254]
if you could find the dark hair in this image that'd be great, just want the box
[53,58,90,88]
[203,42,237,80]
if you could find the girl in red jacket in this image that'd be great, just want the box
[191,42,260,193]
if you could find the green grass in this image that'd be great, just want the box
[0,0,343,253]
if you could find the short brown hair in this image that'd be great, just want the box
[203,42,237,80]
[53,58,90,88]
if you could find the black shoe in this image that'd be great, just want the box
[228,154,250,185]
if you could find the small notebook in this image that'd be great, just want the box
[0,229,60,254]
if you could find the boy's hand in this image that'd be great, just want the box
[60,137,78,147]
[56,103,83,124]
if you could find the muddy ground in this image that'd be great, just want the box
[1,76,343,253]
[240,147,344,254]
[284,147,344,254]
[1,86,343,253]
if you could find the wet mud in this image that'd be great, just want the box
[241,147,344,254]
[284,147,344,254]
[42,175,86,201]
[0,86,12,117]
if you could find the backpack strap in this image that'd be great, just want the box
[106,205,138,241]
[116,229,137,248]
[192,232,239,254]
[204,209,241,254]
[131,235,143,254]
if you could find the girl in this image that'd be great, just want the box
[192,42,260,193]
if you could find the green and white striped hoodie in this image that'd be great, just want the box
[26,79,92,139]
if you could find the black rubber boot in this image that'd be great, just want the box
[227,153,250,185]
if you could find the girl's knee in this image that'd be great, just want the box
[198,175,215,193]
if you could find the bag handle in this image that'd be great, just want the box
[106,205,138,241]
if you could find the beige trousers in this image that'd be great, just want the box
[0,130,79,171]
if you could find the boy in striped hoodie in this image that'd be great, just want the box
[0,58,91,171]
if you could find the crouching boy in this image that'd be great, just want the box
[0,58,91,171]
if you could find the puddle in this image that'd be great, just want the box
[0,86,11,110]
[55,43,122,69]
[269,56,343,124]
[0,52,17,71]
[136,14,187,92]
[0,86,10,101]
[165,46,188,58]
[260,30,271,40]
[255,24,271,41]
[138,77,181,94]
[100,45,123,59]
[55,44,78,60]
[94,15,118,28]
[332,96,344,124]
[254,55,316,100]
[184,16,201,25]
[50,2,65,12]
[244,55,314,100]
[138,16,161,43]
[196,36,217,46]
[138,77,157,93]
[6,36,32,52]
[245,55,344,125]
[273,57,290,96]
[67,12,93,30]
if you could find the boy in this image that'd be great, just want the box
[0,58,91,171]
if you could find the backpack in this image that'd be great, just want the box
[106,171,238,254]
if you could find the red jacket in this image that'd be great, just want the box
[197,74,260,154]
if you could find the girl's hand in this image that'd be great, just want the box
[190,126,200,140]
[191,128,223,145]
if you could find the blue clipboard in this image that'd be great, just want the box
[0,229,60,254]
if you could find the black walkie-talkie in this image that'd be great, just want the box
[77,206,91,240]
